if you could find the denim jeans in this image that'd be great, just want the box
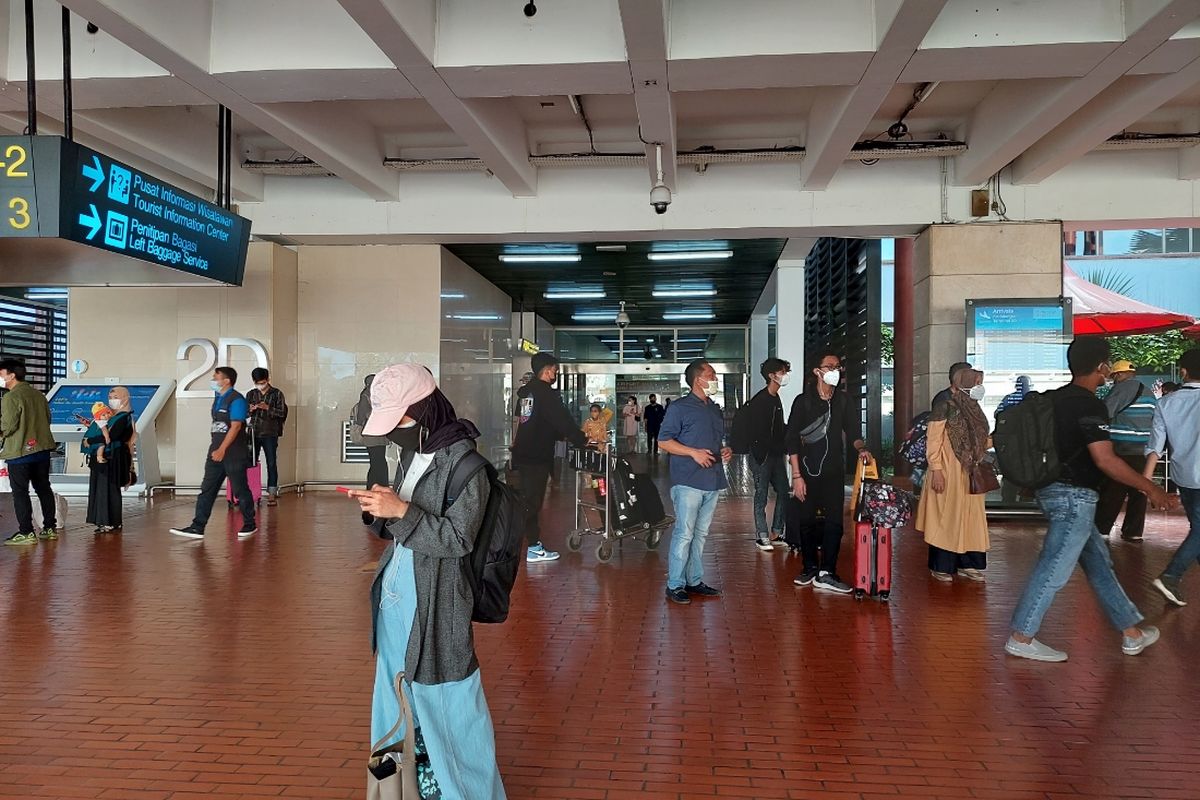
[1011,483,1143,637]
[667,485,720,590]
[750,455,789,537]
[1161,486,1200,580]
[255,435,280,493]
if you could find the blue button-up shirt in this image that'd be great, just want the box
[658,392,728,492]
[1146,384,1200,490]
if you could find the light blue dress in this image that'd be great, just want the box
[370,455,506,800]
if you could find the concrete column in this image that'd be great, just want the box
[775,260,806,413]
[749,313,769,380]
[893,237,914,474]
[914,222,1063,408]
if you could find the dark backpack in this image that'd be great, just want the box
[730,401,753,455]
[993,391,1060,490]
[444,450,526,624]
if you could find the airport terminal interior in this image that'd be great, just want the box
[2,1,1200,798]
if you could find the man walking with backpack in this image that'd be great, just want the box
[0,359,59,545]
[1144,348,1200,607]
[1003,338,1176,663]
[247,367,288,507]
[732,357,791,551]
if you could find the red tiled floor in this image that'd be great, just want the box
[1,463,1197,799]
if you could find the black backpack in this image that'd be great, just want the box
[444,450,526,624]
[730,402,753,455]
[993,391,1061,490]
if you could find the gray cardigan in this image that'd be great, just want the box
[370,439,489,685]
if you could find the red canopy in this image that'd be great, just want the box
[1063,263,1195,336]
[1184,324,1200,341]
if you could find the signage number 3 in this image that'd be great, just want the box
[176,338,269,398]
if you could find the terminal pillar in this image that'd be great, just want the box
[775,260,806,413]
[913,222,1063,408]
[893,237,914,475]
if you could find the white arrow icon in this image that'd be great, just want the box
[82,155,105,193]
[78,204,101,240]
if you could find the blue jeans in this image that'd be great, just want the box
[750,455,789,537]
[255,435,279,493]
[1011,483,1143,637]
[1161,486,1200,580]
[667,485,720,590]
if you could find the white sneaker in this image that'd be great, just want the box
[527,544,560,563]
[1122,625,1160,656]
[1005,636,1068,662]
[754,538,774,552]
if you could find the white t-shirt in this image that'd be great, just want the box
[397,451,435,502]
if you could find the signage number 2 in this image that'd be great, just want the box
[4,145,27,177]
[176,338,270,398]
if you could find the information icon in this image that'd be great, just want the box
[108,164,132,204]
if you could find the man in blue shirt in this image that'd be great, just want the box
[658,360,732,605]
[170,366,257,539]
[1145,348,1200,606]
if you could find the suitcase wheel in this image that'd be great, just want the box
[596,540,614,563]
[566,531,583,552]
[853,589,865,601]
[644,529,662,550]
[878,591,891,602]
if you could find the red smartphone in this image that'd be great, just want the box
[335,486,356,495]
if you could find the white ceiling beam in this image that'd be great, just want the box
[955,0,1200,186]
[617,0,676,192]
[1012,56,1200,184]
[337,0,537,197]
[58,0,400,201]
[799,0,948,191]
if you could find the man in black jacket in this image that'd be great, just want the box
[746,357,792,551]
[643,394,666,455]
[511,352,592,563]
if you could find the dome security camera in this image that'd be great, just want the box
[650,182,671,215]
[523,2,537,17]
[616,301,631,329]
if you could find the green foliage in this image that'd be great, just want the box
[880,324,894,366]
[1081,267,1135,297]
[1107,330,1194,373]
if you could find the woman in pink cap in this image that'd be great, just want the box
[351,363,506,799]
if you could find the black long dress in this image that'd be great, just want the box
[84,412,134,529]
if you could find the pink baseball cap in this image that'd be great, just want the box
[362,364,437,437]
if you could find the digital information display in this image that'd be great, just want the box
[48,384,160,426]
[0,135,250,285]
[967,299,1072,373]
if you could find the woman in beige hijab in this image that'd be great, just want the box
[84,386,137,533]
[917,367,991,582]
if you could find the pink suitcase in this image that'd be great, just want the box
[853,520,892,601]
[226,463,263,507]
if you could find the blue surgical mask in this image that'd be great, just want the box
[210,380,223,393]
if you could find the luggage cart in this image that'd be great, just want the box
[565,441,670,563]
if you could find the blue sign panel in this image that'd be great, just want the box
[967,300,1072,373]
[0,135,250,285]
[48,384,159,426]
[59,140,250,284]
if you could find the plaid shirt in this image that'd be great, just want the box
[246,386,287,438]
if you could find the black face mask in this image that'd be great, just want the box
[386,425,422,450]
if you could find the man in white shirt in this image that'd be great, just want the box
[1144,349,1200,607]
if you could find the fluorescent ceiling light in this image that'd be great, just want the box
[647,250,732,262]
[499,254,582,264]
[572,312,618,322]
[543,290,606,300]
[663,311,716,321]
[440,291,465,299]
[653,288,718,298]
[446,313,503,321]
[676,338,710,343]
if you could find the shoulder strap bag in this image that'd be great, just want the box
[367,672,419,800]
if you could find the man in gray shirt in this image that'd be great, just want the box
[1144,349,1200,607]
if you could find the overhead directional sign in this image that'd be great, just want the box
[0,135,250,285]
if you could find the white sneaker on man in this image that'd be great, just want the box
[1004,636,1068,662]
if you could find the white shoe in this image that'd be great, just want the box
[1005,636,1068,662]
[1122,625,1160,656]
